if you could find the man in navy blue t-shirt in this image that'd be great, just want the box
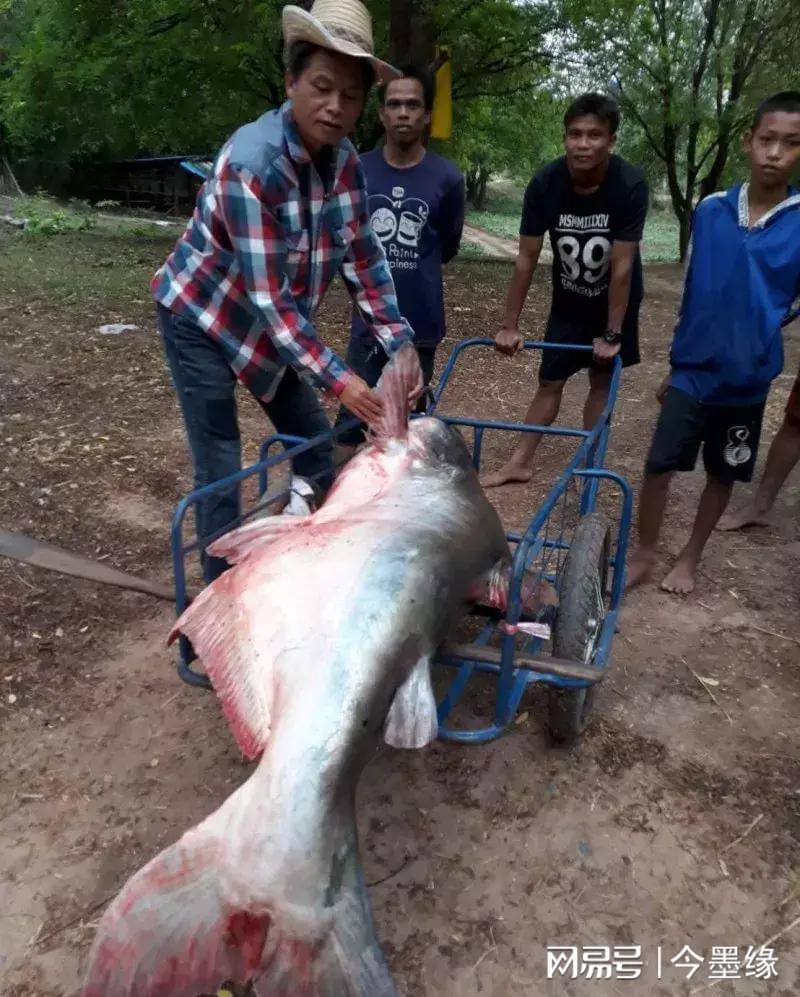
[333,65,465,451]
[628,91,800,595]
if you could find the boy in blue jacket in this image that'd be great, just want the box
[628,91,800,594]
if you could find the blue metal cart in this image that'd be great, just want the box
[170,339,633,746]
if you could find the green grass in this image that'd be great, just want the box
[641,211,681,262]
[466,210,520,241]
[0,228,175,308]
[467,181,681,263]
[458,239,489,260]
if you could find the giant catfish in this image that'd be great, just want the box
[83,344,512,996]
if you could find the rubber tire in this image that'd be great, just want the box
[547,512,611,745]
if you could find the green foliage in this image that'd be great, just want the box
[0,0,556,171]
[458,89,562,178]
[433,0,557,101]
[19,193,97,236]
[556,0,799,255]
[1,0,288,161]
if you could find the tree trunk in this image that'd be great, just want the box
[465,167,480,206]
[475,167,489,210]
[677,204,691,262]
[698,129,732,201]
[389,0,436,66]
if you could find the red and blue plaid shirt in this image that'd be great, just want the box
[152,102,413,400]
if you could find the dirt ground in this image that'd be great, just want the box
[1,227,799,997]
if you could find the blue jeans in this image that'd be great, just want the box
[157,305,334,582]
[333,338,437,446]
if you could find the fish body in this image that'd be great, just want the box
[83,346,509,996]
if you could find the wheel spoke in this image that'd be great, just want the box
[581,573,605,663]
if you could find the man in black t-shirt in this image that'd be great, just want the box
[484,92,649,488]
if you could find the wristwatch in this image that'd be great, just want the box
[602,328,622,345]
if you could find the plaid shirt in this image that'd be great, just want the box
[152,102,413,400]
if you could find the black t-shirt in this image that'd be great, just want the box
[520,155,649,327]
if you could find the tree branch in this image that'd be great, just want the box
[614,77,667,163]
[684,0,722,207]
[147,13,189,37]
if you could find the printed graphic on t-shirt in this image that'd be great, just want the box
[369,189,430,272]
[554,212,612,300]
[723,425,752,466]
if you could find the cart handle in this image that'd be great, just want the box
[430,337,596,410]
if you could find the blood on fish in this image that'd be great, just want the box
[82,344,512,997]
[224,911,269,969]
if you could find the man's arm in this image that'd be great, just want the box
[217,162,384,424]
[592,240,638,363]
[494,235,544,355]
[606,240,637,332]
[594,174,649,363]
[439,177,466,265]
[494,172,547,356]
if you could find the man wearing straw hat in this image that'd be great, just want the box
[152,0,419,582]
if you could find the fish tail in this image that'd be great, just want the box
[318,854,399,997]
[82,787,265,997]
[82,782,397,996]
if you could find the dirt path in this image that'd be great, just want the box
[1,237,799,996]
[463,223,519,259]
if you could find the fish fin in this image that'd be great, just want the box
[467,561,559,615]
[84,780,398,997]
[206,514,310,565]
[383,655,438,749]
[466,561,510,611]
[167,573,272,759]
[370,342,422,445]
[316,867,399,997]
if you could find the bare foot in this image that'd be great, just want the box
[481,463,533,488]
[716,503,771,531]
[625,548,656,590]
[660,558,697,595]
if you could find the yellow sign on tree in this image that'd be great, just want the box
[430,47,452,140]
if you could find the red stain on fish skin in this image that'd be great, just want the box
[86,914,267,996]
[257,935,323,995]
[225,911,269,969]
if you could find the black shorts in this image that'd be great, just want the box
[645,387,765,483]
[538,305,641,383]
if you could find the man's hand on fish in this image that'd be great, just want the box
[407,366,424,409]
[340,375,385,424]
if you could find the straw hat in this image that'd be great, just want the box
[282,0,400,83]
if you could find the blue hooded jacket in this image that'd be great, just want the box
[670,183,800,405]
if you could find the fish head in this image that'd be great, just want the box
[406,416,474,475]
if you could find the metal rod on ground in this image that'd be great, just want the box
[0,530,176,602]
[439,641,602,684]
